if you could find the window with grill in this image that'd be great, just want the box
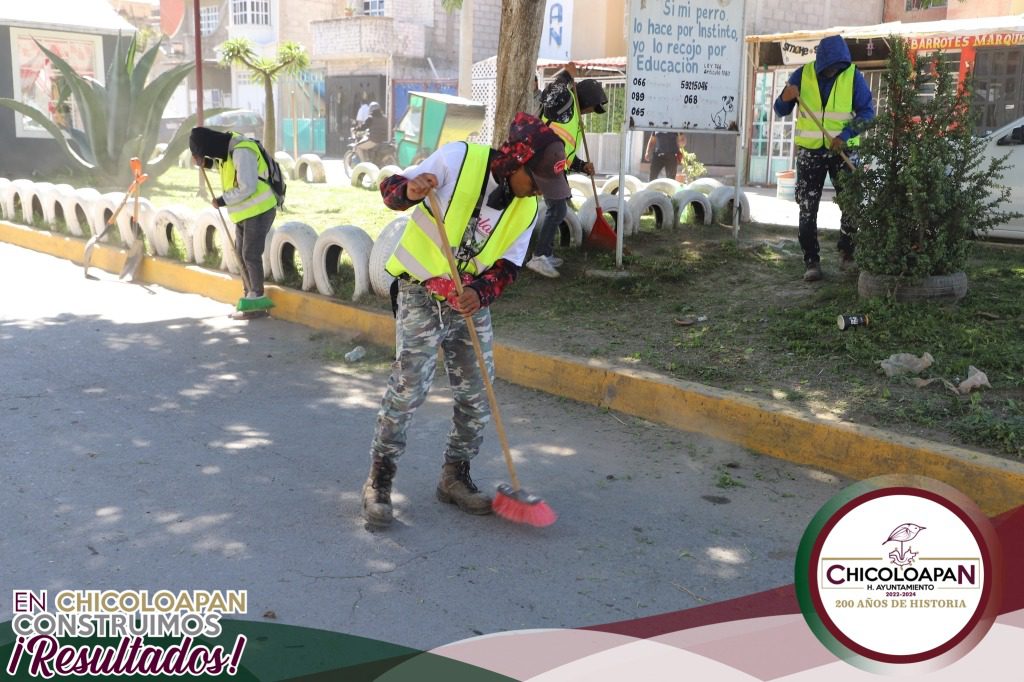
[362,0,384,16]
[233,0,270,26]
[199,6,219,35]
[905,0,946,10]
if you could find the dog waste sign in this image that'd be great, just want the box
[627,0,744,132]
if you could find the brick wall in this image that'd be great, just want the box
[751,0,884,35]
[472,0,502,63]
[279,0,336,50]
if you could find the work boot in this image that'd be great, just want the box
[436,461,493,515]
[803,263,823,282]
[362,457,397,527]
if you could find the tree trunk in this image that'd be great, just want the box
[263,76,276,153]
[492,0,546,147]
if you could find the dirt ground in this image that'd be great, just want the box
[480,222,1024,460]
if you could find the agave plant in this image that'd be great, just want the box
[0,33,225,187]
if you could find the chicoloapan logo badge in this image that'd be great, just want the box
[795,476,1002,674]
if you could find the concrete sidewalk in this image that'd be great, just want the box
[1,242,849,651]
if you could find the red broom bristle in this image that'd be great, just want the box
[493,488,557,527]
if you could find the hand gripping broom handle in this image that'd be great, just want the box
[199,166,253,294]
[569,79,601,199]
[426,189,522,491]
[795,97,857,172]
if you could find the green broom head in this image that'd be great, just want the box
[236,295,275,312]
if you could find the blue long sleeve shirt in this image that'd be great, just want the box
[773,36,875,143]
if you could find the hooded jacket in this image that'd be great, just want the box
[773,35,875,144]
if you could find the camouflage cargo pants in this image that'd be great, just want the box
[796,147,856,265]
[369,279,494,464]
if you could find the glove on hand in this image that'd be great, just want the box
[423,274,474,309]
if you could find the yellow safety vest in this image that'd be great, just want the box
[795,63,860,150]
[386,143,538,282]
[543,89,581,165]
[221,134,277,223]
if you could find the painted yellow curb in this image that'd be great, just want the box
[5,220,1023,515]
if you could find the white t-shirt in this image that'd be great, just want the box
[401,142,536,267]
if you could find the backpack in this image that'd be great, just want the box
[251,139,287,209]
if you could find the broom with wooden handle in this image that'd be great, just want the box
[199,165,252,295]
[425,188,556,527]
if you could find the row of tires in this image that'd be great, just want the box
[163,145,328,184]
[346,163,750,236]
[0,176,393,302]
[0,172,752,305]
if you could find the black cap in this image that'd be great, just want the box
[576,79,608,114]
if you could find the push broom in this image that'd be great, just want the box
[426,189,557,527]
[571,81,617,253]
[198,165,259,309]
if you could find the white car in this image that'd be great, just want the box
[981,115,1024,240]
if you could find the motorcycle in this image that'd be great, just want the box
[343,128,397,175]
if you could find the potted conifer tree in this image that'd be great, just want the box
[836,36,1020,301]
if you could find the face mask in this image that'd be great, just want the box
[486,179,513,210]
[820,66,842,80]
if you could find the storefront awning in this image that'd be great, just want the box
[746,13,1024,43]
[0,0,137,36]
[746,13,1024,67]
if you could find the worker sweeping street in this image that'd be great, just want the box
[773,35,874,282]
[363,112,569,528]
[527,65,608,277]
[189,126,278,319]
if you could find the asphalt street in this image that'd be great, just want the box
[0,242,847,650]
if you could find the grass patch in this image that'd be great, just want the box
[13,167,1024,459]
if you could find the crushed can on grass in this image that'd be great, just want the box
[837,314,869,331]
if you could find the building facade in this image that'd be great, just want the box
[0,2,136,177]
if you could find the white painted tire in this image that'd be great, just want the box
[130,197,156,250]
[87,193,130,244]
[262,227,275,276]
[536,199,584,248]
[36,186,64,228]
[295,153,327,183]
[150,205,196,261]
[192,207,236,272]
[9,179,36,224]
[686,177,724,195]
[567,174,596,200]
[600,175,643,197]
[59,188,101,236]
[21,182,55,225]
[628,189,675,233]
[0,178,9,218]
[708,186,751,222]
[673,189,714,226]
[369,217,408,298]
[375,165,403,189]
[269,221,318,290]
[350,162,380,190]
[578,193,634,239]
[644,178,682,199]
[0,180,21,220]
[311,225,373,300]
[274,151,296,180]
[177,149,193,168]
